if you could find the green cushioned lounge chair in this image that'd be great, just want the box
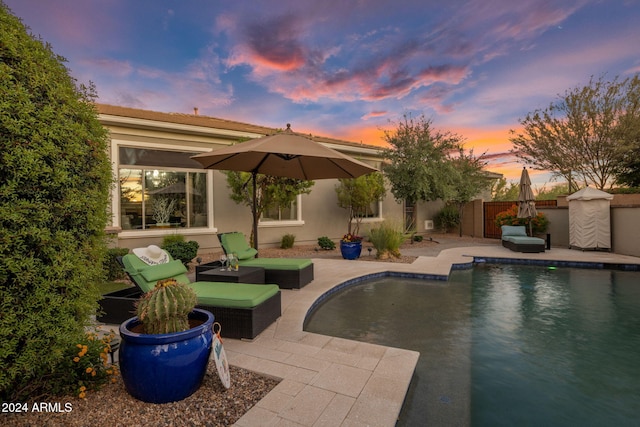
[99,253,281,339]
[218,232,314,289]
[501,225,545,253]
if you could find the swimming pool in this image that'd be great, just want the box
[304,264,640,426]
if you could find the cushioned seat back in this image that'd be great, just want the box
[219,232,258,260]
[501,225,528,238]
[121,253,190,293]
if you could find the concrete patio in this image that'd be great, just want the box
[223,243,640,426]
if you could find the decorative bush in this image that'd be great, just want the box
[162,234,185,246]
[280,233,296,249]
[434,204,460,233]
[0,5,112,401]
[60,330,119,398]
[104,247,130,281]
[162,240,199,266]
[412,235,424,242]
[494,204,549,235]
[369,220,404,259]
[317,236,336,250]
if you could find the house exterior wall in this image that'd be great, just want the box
[100,107,399,253]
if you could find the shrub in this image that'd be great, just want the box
[280,233,296,249]
[369,220,404,259]
[162,240,199,266]
[104,247,130,281]
[162,234,185,246]
[434,204,460,233]
[57,330,119,398]
[317,236,336,250]
[494,204,549,235]
[412,234,424,242]
[1,5,112,401]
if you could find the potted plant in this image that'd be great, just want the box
[335,172,385,260]
[118,278,214,403]
[340,233,364,260]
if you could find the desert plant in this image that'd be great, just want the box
[280,233,296,249]
[317,236,336,250]
[369,220,404,259]
[162,240,199,266]
[136,279,198,334]
[434,204,460,233]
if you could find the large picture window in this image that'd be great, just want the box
[118,147,208,230]
[261,198,299,222]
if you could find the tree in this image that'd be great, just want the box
[1,3,112,399]
[225,171,314,245]
[510,74,640,191]
[335,172,386,236]
[448,148,491,236]
[491,177,520,201]
[381,114,463,228]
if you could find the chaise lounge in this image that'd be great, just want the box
[98,253,281,339]
[218,232,314,289]
[501,225,546,253]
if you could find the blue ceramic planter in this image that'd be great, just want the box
[340,241,362,260]
[119,308,214,403]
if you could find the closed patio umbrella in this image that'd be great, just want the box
[517,167,537,236]
[191,124,377,249]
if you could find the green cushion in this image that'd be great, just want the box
[501,225,528,237]
[239,258,312,270]
[189,282,280,308]
[140,260,187,282]
[220,233,252,255]
[121,253,278,308]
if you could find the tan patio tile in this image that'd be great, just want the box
[279,385,336,425]
[313,394,356,427]
[234,406,279,427]
[311,363,372,398]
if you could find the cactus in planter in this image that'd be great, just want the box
[136,279,198,334]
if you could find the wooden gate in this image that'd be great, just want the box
[483,200,557,238]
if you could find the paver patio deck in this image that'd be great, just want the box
[225,244,640,426]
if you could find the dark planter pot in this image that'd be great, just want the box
[119,308,214,403]
[340,241,362,260]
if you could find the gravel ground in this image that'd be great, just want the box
[5,365,279,427]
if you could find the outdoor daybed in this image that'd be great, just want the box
[98,254,281,339]
[218,232,314,289]
[501,225,546,253]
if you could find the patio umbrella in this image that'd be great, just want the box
[517,167,537,236]
[191,124,377,249]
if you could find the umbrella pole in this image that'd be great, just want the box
[252,172,259,251]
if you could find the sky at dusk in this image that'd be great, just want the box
[5,0,640,189]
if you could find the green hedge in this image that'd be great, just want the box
[0,4,112,400]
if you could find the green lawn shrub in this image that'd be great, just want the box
[280,234,296,249]
[317,236,336,250]
[0,4,112,400]
[369,220,404,259]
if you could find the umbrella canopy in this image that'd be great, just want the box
[191,125,378,248]
[517,167,537,235]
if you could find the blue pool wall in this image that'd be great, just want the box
[304,258,640,324]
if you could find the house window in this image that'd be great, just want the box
[262,198,298,222]
[118,147,208,230]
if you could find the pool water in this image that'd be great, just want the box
[304,264,640,426]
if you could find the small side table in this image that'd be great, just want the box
[196,265,265,284]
